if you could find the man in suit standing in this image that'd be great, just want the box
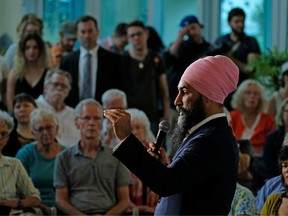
[60,15,123,107]
[104,55,240,215]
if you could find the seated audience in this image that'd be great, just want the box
[264,98,288,179]
[2,93,37,157]
[101,88,128,148]
[229,183,258,216]
[229,149,258,215]
[230,79,275,157]
[260,146,288,215]
[230,79,275,193]
[54,99,131,215]
[257,145,288,212]
[127,108,170,215]
[268,61,288,122]
[0,110,41,214]
[35,68,80,147]
[16,108,66,210]
[6,33,50,111]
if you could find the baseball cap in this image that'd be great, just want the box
[281,61,288,75]
[60,21,77,39]
[180,15,204,28]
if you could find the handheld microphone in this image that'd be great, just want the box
[152,120,171,155]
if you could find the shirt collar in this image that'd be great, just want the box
[80,45,99,57]
[187,113,226,136]
[0,154,11,167]
[73,141,104,156]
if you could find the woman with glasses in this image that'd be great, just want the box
[16,108,65,213]
[2,93,37,157]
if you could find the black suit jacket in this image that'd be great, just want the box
[60,47,124,107]
[113,117,238,215]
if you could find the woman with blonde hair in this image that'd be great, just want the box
[230,79,275,157]
[6,33,50,111]
[4,13,44,70]
[230,79,276,194]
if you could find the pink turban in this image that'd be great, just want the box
[181,55,239,104]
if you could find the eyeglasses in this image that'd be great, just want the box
[48,82,69,89]
[78,116,103,122]
[33,125,55,133]
[0,131,9,139]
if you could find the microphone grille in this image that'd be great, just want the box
[159,120,171,132]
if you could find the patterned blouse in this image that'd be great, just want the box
[229,183,259,215]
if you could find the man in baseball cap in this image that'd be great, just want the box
[60,21,77,40]
[180,15,204,28]
[51,21,77,68]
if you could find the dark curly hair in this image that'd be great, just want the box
[278,145,288,175]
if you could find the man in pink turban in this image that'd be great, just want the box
[104,55,239,215]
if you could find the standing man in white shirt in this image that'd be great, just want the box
[35,69,80,147]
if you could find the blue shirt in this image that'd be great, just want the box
[16,142,66,207]
[256,175,287,211]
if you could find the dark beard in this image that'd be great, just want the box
[170,96,206,158]
[231,27,245,40]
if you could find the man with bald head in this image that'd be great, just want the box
[104,55,240,215]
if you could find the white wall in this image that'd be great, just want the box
[0,0,23,42]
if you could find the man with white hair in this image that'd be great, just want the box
[35,69,80,147]
[101,88,128,147]
[104,55,239,215]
